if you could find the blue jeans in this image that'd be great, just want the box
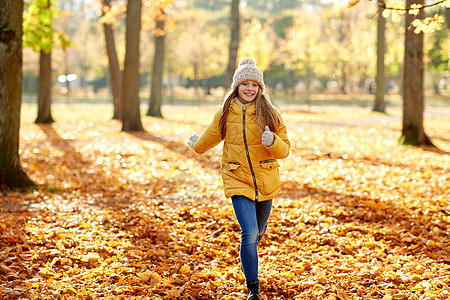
[232,195,273,283]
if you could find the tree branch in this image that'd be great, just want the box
[379,0,447,12]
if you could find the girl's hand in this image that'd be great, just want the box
[188,135,200,149]
[261,126,274,146]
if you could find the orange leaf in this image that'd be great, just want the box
[348,0,360,8]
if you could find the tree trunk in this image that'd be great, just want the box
[305,66,312,107]
[0,0,35,189]
[401,0,433,146]
[147,14,165,118]
[373,3,386,113]
[121,0,143,132]
[225,0,240,90]
[193,62,200,96]
[341,67,348,94]
[102,0,121,120]
[35,50,54,123]
[64,56,71,96]
[446,8,450,30]
[35,0,54,124]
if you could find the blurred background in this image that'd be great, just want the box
[22,0,449,106]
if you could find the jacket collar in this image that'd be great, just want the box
[230,98,256,114]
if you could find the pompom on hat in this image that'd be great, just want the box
[231,57,265,91]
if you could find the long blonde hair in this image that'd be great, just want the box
[219,86,281,139]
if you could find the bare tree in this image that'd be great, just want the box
[224,0,240,90]
[121,0,144,132]
[0,0,35,188]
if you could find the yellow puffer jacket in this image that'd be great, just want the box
[193,100,290,201]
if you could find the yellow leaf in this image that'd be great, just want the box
[382,296,393,300]
[426,240,441,249]
[361,200,384,209]
[148,271,163,282]
[56,241,65,251]
[168,288,181,297]
[179,264,191,274]
[347,0,360,8]
[81,252,101,263]
[333,208,349,217]
[62,287,77,295]
[79,221,91,229]
[414,27,423,34]
[410,244,420,250]
[38,267,56,278]
[392,12,402,22]
[412,19,422,27]
[409,3,422,15]
[122,240,134,249]
[337,290,352,300]
[137,270,152,282]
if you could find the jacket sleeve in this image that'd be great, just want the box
[265,114,290,159]
[193,108,223,154]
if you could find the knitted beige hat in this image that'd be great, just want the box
[231,57,265,91]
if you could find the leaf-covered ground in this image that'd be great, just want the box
[1,104,449,300]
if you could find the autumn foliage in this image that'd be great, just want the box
[1,105,449,299]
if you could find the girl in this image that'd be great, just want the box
[188,57,290,300]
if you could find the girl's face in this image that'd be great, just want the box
[237,80,259,104]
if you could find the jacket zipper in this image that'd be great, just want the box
[243,106,258,201]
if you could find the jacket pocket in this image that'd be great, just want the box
[259,160,280,196]
[223,162,242,188]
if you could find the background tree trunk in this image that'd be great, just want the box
[193,62,200,96]
[121,0,143,132]
[446,7,450,30]
[305,65,312,107]
[35,0,54,124]
[373,3,386,113]
[224,0,240,90]
[35,50,54,124]
[102,0,121,120]
[401,0,433,146]
[147,14,165,118]
[0,0,35,189]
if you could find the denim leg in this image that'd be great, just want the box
[256,199,272,243]
[232,196,273,283]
